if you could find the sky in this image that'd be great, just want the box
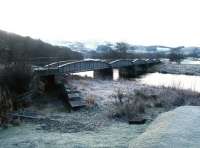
[0,0,200,46]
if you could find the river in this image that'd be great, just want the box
[73,58,200,92]
[73,71,200,93]
[139,72,200,92]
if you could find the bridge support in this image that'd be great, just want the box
[39,75,56,92]
[119,65,148,78]
[136,64,148,75]
[119,66,136,78]
[94,68,113,79]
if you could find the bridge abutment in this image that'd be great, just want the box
[94,68,113,79]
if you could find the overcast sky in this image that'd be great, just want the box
[0,0,200,46]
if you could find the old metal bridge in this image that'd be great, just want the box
[34,59,160,76]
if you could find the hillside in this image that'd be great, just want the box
[50,40,200,58]
[0,30,83,62]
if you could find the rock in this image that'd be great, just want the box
[11,118,21,126]
[129,106,200,148]
[128,117,146,124]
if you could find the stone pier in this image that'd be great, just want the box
[119,66,136,78]
[94,68,113,79]
[39,75,56,92]
[119,65,148,78]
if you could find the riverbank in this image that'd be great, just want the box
[0,79,150,148]
[129,106,200,148]
[158,63,200,76]
[0,78,200,147]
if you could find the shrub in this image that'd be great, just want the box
[0,64,32,94]
[109,86,200,121]
[85,94,96,107]
[109,89,145,120]
[0,63,32,125]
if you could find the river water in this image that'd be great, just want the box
[73,71,200,93]
[140,58,200,92]
[139,72,200,92]
[73,59,200,92]
[73,69,120,80]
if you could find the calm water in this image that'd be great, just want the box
[141,59,200,92]
[73,59,200,92]
[139,72,200,92]
[74,70,200,92]
[73,69,120,80]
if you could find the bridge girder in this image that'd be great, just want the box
[44,60,77,68]
[58,60,111,73]
[34,59,160,75]
[110,59,133,68]
[132,59,147,65]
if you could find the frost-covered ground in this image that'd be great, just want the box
[69,79,145,105]
[129,106,200,148]
[0,122,147,148]
[1,78,199,148]
[0,79,148,148]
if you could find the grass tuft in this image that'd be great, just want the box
[109,85,200,121]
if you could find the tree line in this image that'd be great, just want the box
[88,42,170,60]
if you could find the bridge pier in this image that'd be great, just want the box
[39,75,57,92]
[137,64,148,75]
[118,65,148,78]
[94,68,113,79]
[119,66,136,78]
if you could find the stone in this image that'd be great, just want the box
[128,117,146,125]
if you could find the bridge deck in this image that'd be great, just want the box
[34,59,161,75]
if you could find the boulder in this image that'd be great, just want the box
[128,117,146,125]
[129,106,200,148]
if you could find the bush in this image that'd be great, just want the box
[109,86,200,121]
[1,64,32,94]
[0,63,32,125]
[109,89,145,120]
[85,94,96,108]
[160,86,200,108]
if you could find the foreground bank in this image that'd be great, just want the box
[0,78,200,147]
[129,106,200,148]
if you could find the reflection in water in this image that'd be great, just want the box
[113,69,119,80]
[139,72,200,92]
[73,71,94,78]
[72,67,200,93]
[73,69,120,80]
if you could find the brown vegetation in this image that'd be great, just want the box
[85,94,96,107]
[109,86,200,121]
[0,63,32,125]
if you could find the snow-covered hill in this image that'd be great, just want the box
[46,40,200,56]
